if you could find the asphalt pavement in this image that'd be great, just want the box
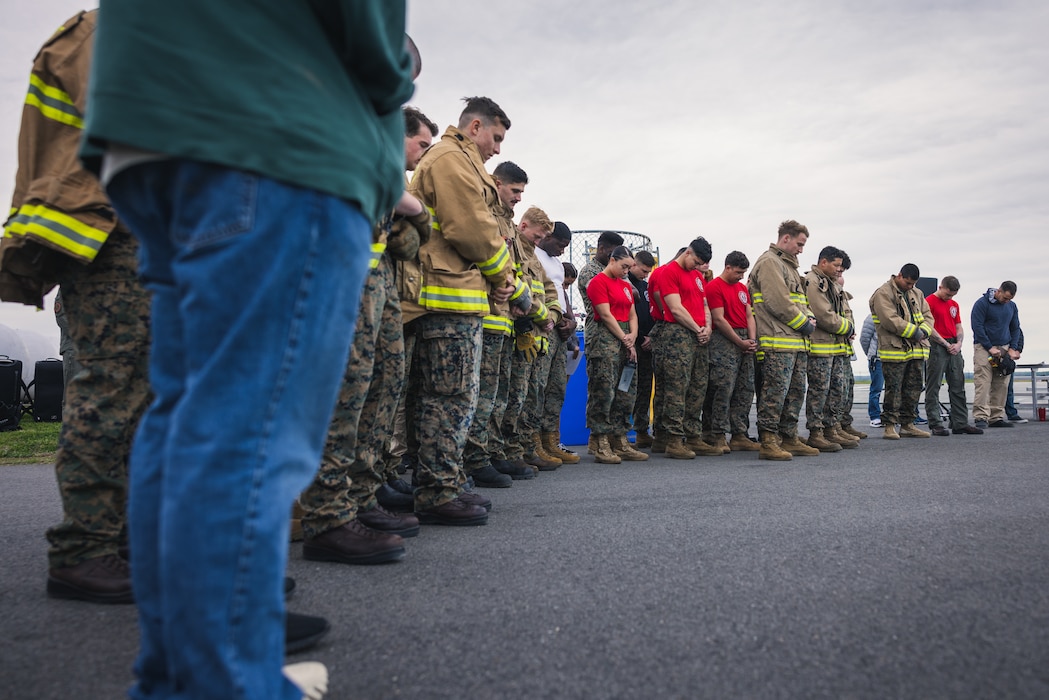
[2,414,1048,699]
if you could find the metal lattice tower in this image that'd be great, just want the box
[563,229,659,315]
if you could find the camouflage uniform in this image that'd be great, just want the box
[585,320,637,434]
[408,314,483,507]
[706,328,755,436]
[463,331,511,472]
[804,266,852,431]
[53,290,83,391]
[500,348,535,461]
[838,289,859,428]
[46,229,152,568]
[652,322,705,438]
[487,337,517,462]
[540,331,570,433]
[299,248,403,538]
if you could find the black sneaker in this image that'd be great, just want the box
[492,458,536,480]
[952,425,984,435]
[468,464,512,488]
[988,420,1014,428]
[974,420,988,429]
[286,612,330,655]
[930,426,950,437]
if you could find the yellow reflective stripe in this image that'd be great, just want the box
[530,301,549,323]
[429,206,441,232]
[759,336,810,351]
[752,292,764,303]
[26,74,83,129]
[529,280,545,295]
[483,315,513,334]
[4,202,107,260]
[477,244,510,278]
[419,285,489,313]
[509,278,528,301]
[833,318,850,335]
[369,242,387,269]
[809,341,840,356]
[900,322,918,339]
[878,346,930,362]
[786,313,809,330]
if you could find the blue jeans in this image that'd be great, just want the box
[107,161,371,699]
[1006,374,1020,419]
[868,358,883,420]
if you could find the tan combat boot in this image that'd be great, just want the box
[709,435,731,454]
[729,434,760,452]
[543,432,579,464]
[592,434,622,464]
[806,428,843,453]
[610,434,649,461]
[840,423,868,439]
[899,423,931,438]
[533,433,563,466]
[826,425,859,449]
[665,438,696,460]
[686,436,724,457]
[779,434,820,456]
[883,424,900,440]
[634,431,653,449]
[758,430,792,461]
[587,434,600,455]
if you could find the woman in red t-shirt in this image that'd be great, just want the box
[584,246,646,463]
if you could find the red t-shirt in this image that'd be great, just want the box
[587,272,634,323]
[646,265,667,321]
[706,276,750,330]
[660,260,706,325]
[925,293,961,340]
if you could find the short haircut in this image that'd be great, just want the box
[610,245,634,261]
[941,275,960,292]
[778,220,809,238]
[675,247,687,257]
[597,231,624,248]
[688,237,712,264]
[459,96,510,130]
[1000,280,1017,295]
[839,250,852,270]
[634,250,656,267]
[818,245,844,264]
[521,206,553,233]
[900,263,920,280]
[562,261,578,280]
[403,106,437,137]
[493,161,528,185]
[725,250,749,269]
[551,221,572,241]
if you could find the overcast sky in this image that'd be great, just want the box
[2,1,1047,379]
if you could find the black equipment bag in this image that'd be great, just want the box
[31,358,64,422]
[0,355,24,432]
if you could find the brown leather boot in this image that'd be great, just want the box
[634,431,653,449]
[758,430,792,461]
[665,438,695,460]
[710,435,731,454]
[592,434,622,464]
[729,433,760,451]
[290,500,305,543]
[779,434,820,456]
[610,434,649,461]
[826,425,859,449]
[840,423,868,439]
[686,436,724,457]
[806,428,843,453]
[533,433,563,466]
[543,432,579,464]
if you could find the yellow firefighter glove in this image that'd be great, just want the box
[515,331,538,362]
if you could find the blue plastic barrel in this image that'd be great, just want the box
[560,330,589,445]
